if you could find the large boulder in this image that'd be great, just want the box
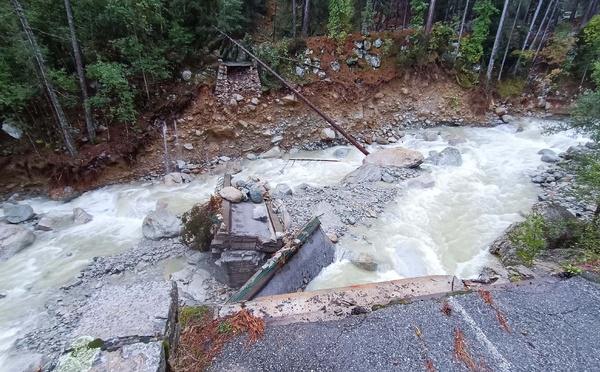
[350,252,378,271]
[428,147,462,166]
[3,203,34,224]
[248,185,266,203]
[219,186,244,203]
[73,208,93,224]
[0,223,35,260]
[342,164,383,183]
[36,214,73,231]
[142,201,182,240]
[489,203,577,265]
[363,147,424,168]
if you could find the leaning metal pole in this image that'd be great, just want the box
[215,28,370,156]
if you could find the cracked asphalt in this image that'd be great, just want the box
[211,277,600,371]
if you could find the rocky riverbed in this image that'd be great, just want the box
[0,116,590,371]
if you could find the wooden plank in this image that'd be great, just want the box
[226,217,321,303]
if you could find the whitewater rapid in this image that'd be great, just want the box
[0,118,585,369]
[308,119,586,290]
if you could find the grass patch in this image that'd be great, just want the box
[180,306,211,328]
[496,78,526,99]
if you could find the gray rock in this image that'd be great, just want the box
[142,201,181,240]
[333,148,350,159]
[381,173,395,183]
[248,185,265,203]
[363,40,372,50]
[259,146,282,159]
[246,153,257,161]
[330,60,341,72]
[272,184,293,199]
[374,38,383,48]
[219,187,244,203]
[475,266,501,284]
[164,172,193,185]
[538,149,556,156]
[73,208,93,225]
[495,107,508,116]
[295,66,305,77]
[183,143,194,150]
[342,164,383,183]
[375,136,389,145]
[0,223,35,260]
[351,252,378,271]
[271,135,284,144]
[36,214,73,231]
[363,147,424,168]
[364,54,381,68]
[181,70,192,81]
[232,93,244,102]
[252,205,268,222]
[320,128,336,141]
[428,147,462,166]
[346,56,359,66]
[501,114,514,123]
[3,203,34,224]
[2,121,23,139]
[422,131,439,141]
[541,153,560,163]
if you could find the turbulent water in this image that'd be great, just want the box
[309,119,585,290]
[0,147,361,370]
[0,118,585,369]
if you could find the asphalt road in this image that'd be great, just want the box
[211,277,600,371]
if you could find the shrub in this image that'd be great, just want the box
[496,78,526,99]
[181,196,222,251]
[510,213,546,266]
[86,61,136,126]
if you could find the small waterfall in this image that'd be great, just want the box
[161,120,171,174]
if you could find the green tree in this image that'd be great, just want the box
[410,0,428,29]
[328,0,355,43]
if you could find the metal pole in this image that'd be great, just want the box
[215,28,370,156]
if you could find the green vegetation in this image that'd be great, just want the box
[510,213,546,266]
[180,305,211,327]
[181,196,222,251]
[328,0,355,43]
[457,0,498,86]
[496,78,526,98]
[217,320,234,334]
[409,0,428,29]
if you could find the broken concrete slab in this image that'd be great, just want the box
[90,341,166,372]
[219,275,464,325]
[71,281,178,347]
